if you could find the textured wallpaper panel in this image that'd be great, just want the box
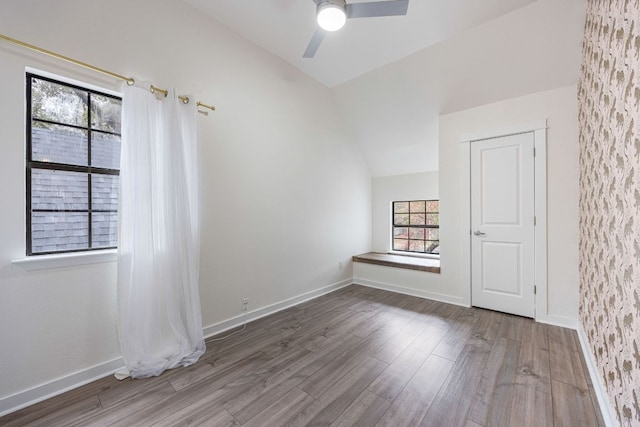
[578,0,640,425]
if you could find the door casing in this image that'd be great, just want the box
[460,120,548,322]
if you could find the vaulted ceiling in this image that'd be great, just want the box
[186,0,587,176]
[185,0,538,87]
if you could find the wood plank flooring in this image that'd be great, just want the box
[0,285,605,427]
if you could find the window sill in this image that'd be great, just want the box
[12,249,117,271]
[387,250,440,260]
[352,252,440,274]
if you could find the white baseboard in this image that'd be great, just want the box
[0,278,353,418]
[353,277,468,307]
[576,323,618,427]
[517,313,616,425]
[536,314,578,330]
[0,357,124,418]
[5,279,614,427]
[202,278,352,339]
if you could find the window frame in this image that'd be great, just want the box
[390,199,440,258]
[26,72,121,256]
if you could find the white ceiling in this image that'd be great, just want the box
[185,0,587,177]
[185,0,538,87]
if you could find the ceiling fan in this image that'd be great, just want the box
[303,0,410,58]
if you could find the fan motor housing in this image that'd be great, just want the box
[317,0,347,12]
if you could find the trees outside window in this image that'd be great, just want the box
[26,74,121,255]
[392,200,439,255]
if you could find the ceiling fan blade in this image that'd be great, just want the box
[303,28,326,58]
[346,0,409,18]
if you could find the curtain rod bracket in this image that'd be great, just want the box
[197,101,216,112]
[1,32,215,113]
[150,85,168,98]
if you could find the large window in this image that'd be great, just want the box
[392,200,439,255]
[26,73,122,255]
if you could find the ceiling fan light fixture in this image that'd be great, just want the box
[317,0,347,32]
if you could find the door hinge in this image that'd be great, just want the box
[534,216,537,226]
[533,147,536,157]
[534,285,537,295]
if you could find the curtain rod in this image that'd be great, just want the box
[0,33,216,112]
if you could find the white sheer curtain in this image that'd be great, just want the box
[116,82,205,379]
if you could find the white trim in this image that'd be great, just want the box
[536,315,577,330]
[387,251,440,260]
[0,357,124,417]
[25,67,122,97]
[532,126,549,322]
[576,324,618,427]
[353,277,468,307]
[460,120,548,321]
[0,278,352,417]
[1,275,613,425]
[12,249,117,271]
[460,141,471,307]
[460,120,547,143]
[387,198,441,259]
[202,278,352,339]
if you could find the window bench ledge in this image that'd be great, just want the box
[352,252,440,274]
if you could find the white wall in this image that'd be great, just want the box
[439,85,580,324]
[354,172,443,303]
[371,172,439,252]
[0,0,371,411]
[332,0,586,176]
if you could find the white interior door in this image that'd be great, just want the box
[471,132,535,318]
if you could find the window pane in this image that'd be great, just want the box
[409,213,425,225]
[92,174,119,210]
[31,169,88,210]
[393,239,408,251]
[394,214,409,225]
[31,212,88,253]
[393,227,408,238]
[409,201,425,212]
[27,74,121,255]
[426,200,439,212]
[409,228,425,239]
[394,202,409,213]
[91,94,122,133]
[31,78,88,127]
[32,123,88,166]
[426,228,440,240]
[391,199,439,255]
[91,132,121,170]
[427,241,440,254]
[92,212,117,248]
[409,240,425,252]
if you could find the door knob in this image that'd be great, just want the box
[473,230,486,236]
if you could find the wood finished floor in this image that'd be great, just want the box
[1,285,605,427]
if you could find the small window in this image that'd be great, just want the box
[26,73,122,255]
[392,200,439,255]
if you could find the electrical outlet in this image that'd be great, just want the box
[242,298,249,312]
[338,261,344,270]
